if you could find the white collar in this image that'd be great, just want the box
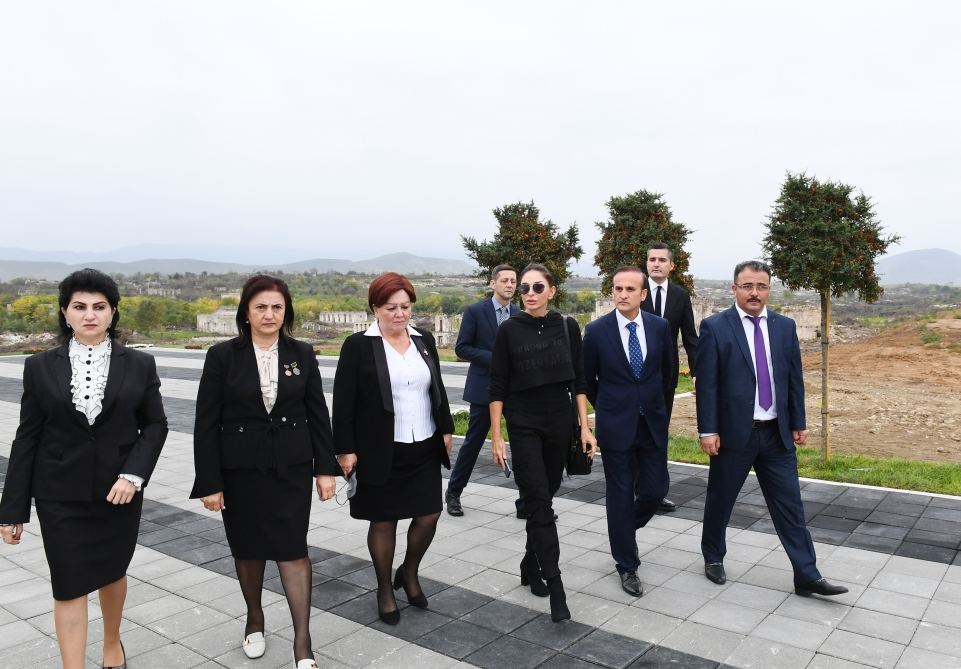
[734,303,769,320]
[649,278,669,290]
[614,309,643,330]
[364,321,422,337]
[69,336,111,357]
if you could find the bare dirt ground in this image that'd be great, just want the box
[670,315,961,464]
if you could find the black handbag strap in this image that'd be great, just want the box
[559,315,578,420]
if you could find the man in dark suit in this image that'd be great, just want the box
[583,266,673,596]
[641,242,699,513]
[696,260,847,597]
[446,264,518,516]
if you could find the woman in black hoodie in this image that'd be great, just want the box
[488,263,597,622]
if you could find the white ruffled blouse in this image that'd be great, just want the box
[253,339,280,413]
[69,337,111,425]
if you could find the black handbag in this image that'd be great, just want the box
[560,315,592,476]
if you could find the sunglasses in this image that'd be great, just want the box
[519,282,547,295]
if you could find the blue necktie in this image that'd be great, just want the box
[496,306,508,326]
[627,322,644,379]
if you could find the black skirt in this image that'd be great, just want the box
[36,495,143,601]
[221,462,313,561]
[349,437,442,521]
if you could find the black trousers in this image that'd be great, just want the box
[506,402,570,581]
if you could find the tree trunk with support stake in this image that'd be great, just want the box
[820,291,831,462]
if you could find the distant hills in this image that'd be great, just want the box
[1,245,957,285]
[876,248,961,285]
[0,250,476,281]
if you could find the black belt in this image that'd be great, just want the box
[752,418,778,429]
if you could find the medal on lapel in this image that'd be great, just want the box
[283,361,301,377]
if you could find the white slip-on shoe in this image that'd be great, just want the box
[293,651,318,668]
[242,632,266,659]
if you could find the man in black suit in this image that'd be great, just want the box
[640,242,698,512]
[696,260,847,597]
[446,264,518,516]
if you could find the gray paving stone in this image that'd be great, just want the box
[688,599,767,635]
[461,599,540,634]
[309,578,368,610]
[722,635,814,669]
[6,635,62,669]
[511,613,593,651]
[818,629,905,669]
[464,635,556,669]
[426,583,492,618]
[418,619,502,659]
[716,582,789,612]
[125,640,208,668]
[178,619,244,659]
[370,606,450,641]
[855,588,929,619]
[147,604,232,640]
[564,628,649,668]
[838,607,918,645]
[910,620,961,657]
[660,620,744,663]
[125,592,199,625]
[894,646,961,669]
[751,614,833,651]
[628,644,719,668]
[805,654,877,669]
[321,626,408,667]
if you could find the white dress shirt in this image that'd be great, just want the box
[734,304,778,420]
[364,321,437,443]
[253,338,279,413]
[649,279,669,318]
[69,337,144,490]
[615,309,648,364]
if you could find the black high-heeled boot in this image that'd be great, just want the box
[519,552,549,597]
[546,576,570,622]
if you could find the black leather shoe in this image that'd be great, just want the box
[620,571,642,597]
[393,567,428,608]
[446,491,463,517]
[658,498,677,512]
[795,578,848,597]
[102,641,126,669]
[704,562,726,585]
[516,509,558,521]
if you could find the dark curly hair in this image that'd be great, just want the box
[57,268,121,343]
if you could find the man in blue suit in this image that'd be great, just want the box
[697,260,847,597]
[446,264,519,516]
[583,266,673,596]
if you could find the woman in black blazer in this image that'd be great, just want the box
[191,275,338,669]
[0,268,168,669]
[333,272,454,625]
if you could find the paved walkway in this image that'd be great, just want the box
[2,350,961,668]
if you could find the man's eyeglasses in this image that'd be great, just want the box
[519,282,547,295]
[735,283,770,292]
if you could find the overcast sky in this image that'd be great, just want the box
[2,2,958,279]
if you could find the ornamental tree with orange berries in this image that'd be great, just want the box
[763,171,900,461]
[593,189,694,296]
[461,201,583,302]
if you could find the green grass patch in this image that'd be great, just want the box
[452,424,961,495]
[676,375,694,394]
[667,435,961,496]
